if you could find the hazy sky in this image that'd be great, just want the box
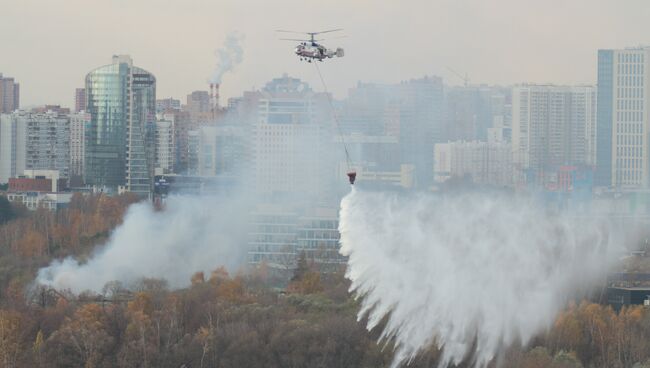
[2,0,649,107]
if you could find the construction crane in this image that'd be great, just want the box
[446,66,470,87]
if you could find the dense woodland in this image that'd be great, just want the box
[0,194,649,368]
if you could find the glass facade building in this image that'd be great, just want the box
[84,55,156,196]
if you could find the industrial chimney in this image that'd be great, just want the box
[214,83,220,111]
[209,83,214,117]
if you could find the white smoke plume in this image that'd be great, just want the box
[37,195,247,293]
[210,31,245,84]
[339,189,623,368]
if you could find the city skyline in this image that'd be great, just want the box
[2,0,650,107]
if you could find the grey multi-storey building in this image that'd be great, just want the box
[84,55,156,196]
[0,110,70,182]
[24,111,70,177]
[0,112,26,183]
[74,88,86,113]
[396,76,445,188]
[597,47,650,189]
[243,75,332,199]
[511,85,596,179]
[69,112,90,178]
[0,74,19,113]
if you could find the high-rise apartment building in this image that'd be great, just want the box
[84,55,156,196]
[24,111,70,178]
[434,140,513,187]
[0,74,20,113]
[444,85,512,142]
[69,112,90,178]
[340,82,395,136]
[195,125,247,177]
[154,119,174,174]
[156,98,180,114]
[245,75,332,198]
[397,76,445,188]
[74,88,86,112]
[0,113,26,183]
[185,91,212,122]
[1,110,70,182]
[340,77,444,188]
[512,85,596,182]
[187,130,200,175]
[596,47,650,189]
[156,110,192,174]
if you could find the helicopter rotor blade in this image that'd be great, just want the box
[279,38,327,42]
[318,35,348,41]
[310,28,344,35]
[276,29,343,36]
[275,30,307,34]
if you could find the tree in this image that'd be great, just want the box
[0,196,14,225]
[33,330,44,367]
[191,272,205,286]
[0,310,23,368]
[45,304,113,367]
[216,277,247,304]
[119,308,156,368]
[521,346,554,368]
[553,350,583,368]
[120,291,178,367]
[292,251,309,282]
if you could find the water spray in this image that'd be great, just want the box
[339,189,622,368]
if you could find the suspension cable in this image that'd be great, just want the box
[314,62,352,170]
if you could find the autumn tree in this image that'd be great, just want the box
[0,310,24,368]
[45,303,113,367]
[119,295,157,368]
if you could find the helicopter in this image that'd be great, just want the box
[276,29,345,62]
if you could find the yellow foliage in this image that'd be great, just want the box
[191,271,205,285]
[216,277,247,303]
[128,292,154,316]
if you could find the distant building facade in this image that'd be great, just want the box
[185,91,212,122]
[6,170,72,211]
[444,85,510,142]
[1,110,70,182]
[0,74,19,113]
[245,75,332,198]
[69,112,90,178]
[156,97,180,113]
[597,47,650,189]
[247,205,345,271]
[154,119,174,174]
[195,125,247,178]
[9,169,66,192]
[0,113,26,183]
[23,110,70,178]
[295,207,346,271]
[512,85,596,184]
[74,88,86,112]
[434,140,513,187]
[331,77,447,189]
[397,77,445,188]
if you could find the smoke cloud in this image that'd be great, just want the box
[339,189,623,368]
[37,195,248,293]
[210,31,245,84]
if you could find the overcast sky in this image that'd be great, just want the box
[2,0,649,107]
